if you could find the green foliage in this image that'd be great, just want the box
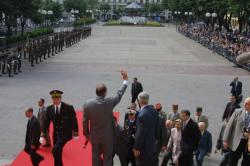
[63,0,87,15]
[99,3,111,11]
[149,3,162,13]
[73,18,96,27]
[42,0,63,21]
[7,28,53,44]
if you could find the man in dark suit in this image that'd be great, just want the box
[113,116,130,166]
[131,77,143,104]
[222,95,241,122]
[152,103,168,166]
[195,122,212,166]
[179,110,201,166]
[41,90,79,166]
[83,70,128,166]
[24,108,44,166]
[133,91,159,166]
[37,98,51,147]
[230,77,243,104]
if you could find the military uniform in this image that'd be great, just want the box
[43,90,78,166]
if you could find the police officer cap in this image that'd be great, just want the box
[50,90,63,98]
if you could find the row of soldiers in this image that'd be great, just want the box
[0,27,91,77]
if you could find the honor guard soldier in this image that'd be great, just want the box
[41,90,79,166]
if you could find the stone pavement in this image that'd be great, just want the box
[0,24,249,165]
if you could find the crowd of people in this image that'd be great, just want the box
[0,27,91,77]
[23,71,250,166]
[178,23,250,70]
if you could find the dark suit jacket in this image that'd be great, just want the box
[44,102,78,141]
[230,81,242,97]
[181,118,201,154]
[156,112,167,152]
[222,102,241,121]
[131,82,143,99]
[197,130,212,154]
[134,105,159,157]
[25,116,41,148]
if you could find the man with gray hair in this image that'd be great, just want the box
[223,97,250,165]
[133,91,159,166]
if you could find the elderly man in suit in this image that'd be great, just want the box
[83,70,128,166]
[133,91,159,166]
[24,108,44,166]
[37,98,51,147]
[179,110,201,166]
[193,107,209,129]
[168,104,180,121]
[223,97,250,166]
[41,90,79,166]
[195,122,212,166]
[230,77,243,104]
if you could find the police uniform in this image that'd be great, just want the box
[43,90,78,166]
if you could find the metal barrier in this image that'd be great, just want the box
[179,31,250,71]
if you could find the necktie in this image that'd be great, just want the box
[246,113,250,128]
[56,106,59,118]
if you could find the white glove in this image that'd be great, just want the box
[73,136,79,140]
[39,137,46,145]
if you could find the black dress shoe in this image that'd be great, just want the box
[42,144,51,147]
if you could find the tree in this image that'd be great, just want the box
[64,0,87,16]
[15,0,42,36]
[149,3,162,13]
[42,0,63,21]
[99,3,111,11]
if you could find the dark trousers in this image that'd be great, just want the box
[178,152,194,166]
[220,151,231,166]
[195,149,207,166]
[24,145,44,166]
[161,151,173,166]
[52,136,69,166]
[229,139,250,166]
[127,148,136,166]
[92,142,114,166]
[136,153,153,166]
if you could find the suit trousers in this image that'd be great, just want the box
[195,149,207,166]
[44,129,51,145]
[229,139,250,166]
[92,142,114,166]
[24,145,44,166]
[135,153,153,166]
[178,151,194,166]
[161,151,173,166]
[52,136,68,166]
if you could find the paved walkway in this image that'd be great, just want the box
[0,24,249,165]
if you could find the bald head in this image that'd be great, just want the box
[245,97,250,111]
[96,83,107,97]
[165,120,173,129]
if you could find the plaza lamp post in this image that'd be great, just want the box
[71,9,79,22]
[38,9,54,28]
[205,12,217,28]
[174,11,181,31]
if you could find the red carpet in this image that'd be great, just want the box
[11,111,120,166]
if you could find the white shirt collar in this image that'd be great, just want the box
[140,105,148,111]
[54,103,62,112]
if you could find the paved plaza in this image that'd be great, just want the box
[0,24,250,165]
